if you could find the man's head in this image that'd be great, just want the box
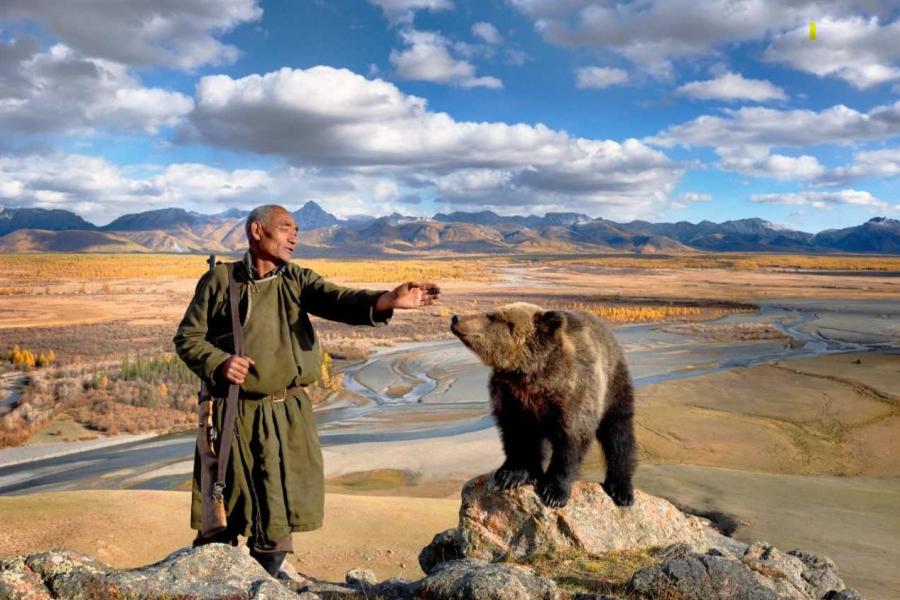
[246,204,298,265]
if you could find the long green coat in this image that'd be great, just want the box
[173,255,390,544]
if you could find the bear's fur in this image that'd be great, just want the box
[450,302,636,508]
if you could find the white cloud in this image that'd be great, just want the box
[824,147,900,183]
[367,0,454,25]
[716,146,826,181]
[750,189,890,209]
[764,16,900,89]
[0,152,423,224]
[181,65,683,219]
[648,101,900,149]
[0,40,193,135]
[390,29,502,88]
[676,72,787,101]
[472,22,503,45]
[0,0,261,70]
[575,66,628,89]
[678,192,712,203]
[507,1,896,79]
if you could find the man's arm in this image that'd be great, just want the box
[300,269,394,326]
[173,270,232,383]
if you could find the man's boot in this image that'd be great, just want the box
[250,550,287,577]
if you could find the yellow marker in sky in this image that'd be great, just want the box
[810,22,816,40]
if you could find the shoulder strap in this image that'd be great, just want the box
[213,262,244,499]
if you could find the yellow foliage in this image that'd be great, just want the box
[556,302,745,324]
[541,254,900,272]
[0,253,499,284]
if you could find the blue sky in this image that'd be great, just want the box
[1,0,899,232]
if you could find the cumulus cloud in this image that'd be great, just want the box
[507,0,896,79]
[676,72,787,101]
[0,0,261,70]
[822,147,900,183]
[472,22,503,45]
[575,66,628,89]
[750,189,890,209]
[0,40,193,135]
[716,146,826,181]
[181,65,683,218]
[390,29,502,88]
[0,152,424,225]
[367,0,454,25]
[764,16,900,89]
[648,101,900,149]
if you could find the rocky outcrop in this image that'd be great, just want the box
[0,545,297,599]
[0,474,863,600]
[417,559,560,600]
[629,542,857,600]
[451,474,714,562]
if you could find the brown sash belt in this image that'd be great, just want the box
[237,385,304,402]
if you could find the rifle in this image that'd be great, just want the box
[196,254,227,537]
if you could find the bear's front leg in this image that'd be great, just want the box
[537,434,591,508]
[493,412,544,491]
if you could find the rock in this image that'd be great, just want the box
[825,590,863,600]
[419,528,465,574]
[458,473,711,562]
[629,544,858,600]
[629,550,783,600]
[345,567,377,586]
[417,559,560,600]
[0,556,51,600]
[0,544,298,599]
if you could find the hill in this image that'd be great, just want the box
[0,205,896,255]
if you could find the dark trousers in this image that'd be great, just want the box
[192,527,294,553]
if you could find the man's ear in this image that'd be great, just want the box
[250,221,263,241]
[535,310,566,336]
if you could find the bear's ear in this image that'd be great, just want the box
[535,310,566,336]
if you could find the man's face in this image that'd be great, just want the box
[252,209,298,264]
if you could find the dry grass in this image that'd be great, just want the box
[534,254,900,271]
[0,253,500,286]
[521,547,661,597]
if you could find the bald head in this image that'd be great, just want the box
[245,204,290,240]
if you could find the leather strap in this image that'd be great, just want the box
[213,262,245,501]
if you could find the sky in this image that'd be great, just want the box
[1,0,899,232]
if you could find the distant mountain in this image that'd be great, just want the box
[0,207,96,236]
[103,208,202,231]
[0,204,897,255]
[619,218,813,252]
[812,217,900,254]
[294,201,340,230]
[0,229,147,253]
[214,208,250,219]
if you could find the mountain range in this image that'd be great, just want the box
[0,203,897,255]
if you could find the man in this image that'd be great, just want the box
[173,204,440,576]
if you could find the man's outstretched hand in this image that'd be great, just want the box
[375,282,441,311]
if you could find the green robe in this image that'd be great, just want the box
[173,255,391,544]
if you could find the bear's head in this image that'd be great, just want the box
[450,302,570,372]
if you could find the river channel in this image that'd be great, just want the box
[0,299,896,494]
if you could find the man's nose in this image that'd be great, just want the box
[451,315,459,326]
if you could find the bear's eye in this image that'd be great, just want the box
[506,322,515,333]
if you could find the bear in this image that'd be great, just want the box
[450,302,636,508]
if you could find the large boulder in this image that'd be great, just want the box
[0,544,296,599]
[455,474,713,562]
[417,559,560,600]
[629,543,860,600]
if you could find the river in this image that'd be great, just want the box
[0,299,896,494]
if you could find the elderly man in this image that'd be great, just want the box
[174,204,440,575]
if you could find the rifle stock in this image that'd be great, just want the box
[196,254,227,537]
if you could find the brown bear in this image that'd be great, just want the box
[450,302,636,508]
